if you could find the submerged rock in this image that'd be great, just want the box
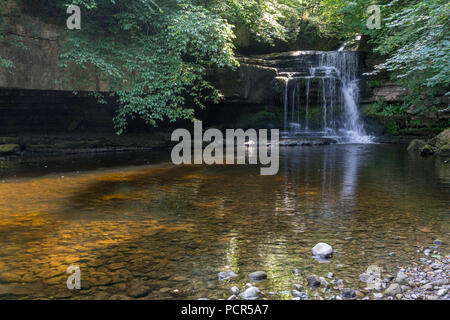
[126,285,150,298]
[312,242,333,259]
[248,271,267,281]
[292,290,309,300]
[218,271,238,281]
[341,288,356,298]
[306,275,321,288]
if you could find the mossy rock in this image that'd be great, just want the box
[0,144,21,156]
[434,128,450,148]
[419,144,435,156]
[439,144,450,157]
[407,139,426,152]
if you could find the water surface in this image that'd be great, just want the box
[0,144,448,299]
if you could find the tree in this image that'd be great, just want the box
[369,0,450,111]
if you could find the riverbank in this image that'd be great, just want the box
[0,132,173,160]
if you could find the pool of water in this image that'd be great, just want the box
[0,144,449,299]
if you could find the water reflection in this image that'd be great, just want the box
[0,144,448,299]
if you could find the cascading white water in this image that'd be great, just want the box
[277,51,372,143]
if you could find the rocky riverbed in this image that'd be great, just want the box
[215,241,449,301]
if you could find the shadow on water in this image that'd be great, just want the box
[0,144,448,299]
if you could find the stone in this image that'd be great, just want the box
[430,279,448,286]
[248,271,267,281]
[407,139,426,152]
[312,242,333,259]
[422,283,433,291]
[218,271,237,281]
[373,293,383,300]
[327,272,334,279]
[319,277,329,288]
[230,286,240,296]
[293,284,303,291]
[239,286,260,300]
[395,271,409,285]
[292,290,309,300]
[340,288,356,298]
[127,284,150,298]
[433,239,443,245]
[385,283,401,296]
[436,289,447,297]
[0,144,20,156]
[420,144,434,156]
[306,275,321,288]
[227,295,238,300]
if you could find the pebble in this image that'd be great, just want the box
[306,275,321,288]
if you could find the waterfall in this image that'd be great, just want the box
[276,51,372,143]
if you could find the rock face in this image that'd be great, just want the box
[407,129,450,158]
[364,83,406,103]
[312,242,333,259]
